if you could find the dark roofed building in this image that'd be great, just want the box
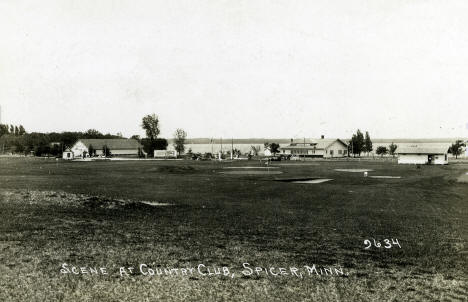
[71,138,142,158]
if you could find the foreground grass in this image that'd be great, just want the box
[0,158,467,301]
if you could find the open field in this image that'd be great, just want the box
[0,158,467,301]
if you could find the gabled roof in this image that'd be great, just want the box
[77,139,141,150]
[280,138,348,150]
[397,146,448,154]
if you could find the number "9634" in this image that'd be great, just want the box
[364,238,401,249]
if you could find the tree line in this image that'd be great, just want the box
[0,126,124,156]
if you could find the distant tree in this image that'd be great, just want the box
[251,145,260,156]
[376,146,388,157]
[141,138,167,156]
[14,126,19,136]
[137,147,145,158]
[349,129,365,157]
[389,143,398,157]
[363,131,373,155]
[233,148,242,158]
[173,128,187,156]
[102,145,111,157]
[448,140,466,159]
[270,143,280,155]
[0,124,9,137]
[18,125,26,135]
[84,129,103,138]
[130,135,141,141]
[10,125,14,134]
[50,144,62,157]
[141,114,160,141]
[88,144,95,157]
[13,140,25,154]
[116,132,123,137]
[141,114,161,156]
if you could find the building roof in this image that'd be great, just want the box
[397,146,448,154]
[280,138,348,150]
[78,139,141,150]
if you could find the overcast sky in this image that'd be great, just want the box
[1,0,468,139]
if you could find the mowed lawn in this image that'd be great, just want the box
[0,157,467,301]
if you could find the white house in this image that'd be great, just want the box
[279,138,348,158]
[397,146,448,165]
[71,139,142,158]
[62,148,74,160]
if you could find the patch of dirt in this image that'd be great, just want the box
[0,190,173,209]
[220,171,283,175]
[223,166,279,169]
[275,177,332,184]
[334,169,374,172]
[149,165,196,173]
[457,173,468,183]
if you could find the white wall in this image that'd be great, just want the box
[433,154,448,165]
[398,154,447,165]
[398,154,428,164]
[324,141,348,158]
[71,141,88,157]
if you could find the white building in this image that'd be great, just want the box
[397,146,448,165]
[279,138,348,158]
[71,139,142,158]
[154,150,176,158]
[62,148,74,160]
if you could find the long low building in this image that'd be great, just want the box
[397,146,448,165]
[71,138,142,158]
[279,138,348,158]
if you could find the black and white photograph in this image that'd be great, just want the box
[1,1,467,301]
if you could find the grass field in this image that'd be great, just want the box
[0,158,467,301]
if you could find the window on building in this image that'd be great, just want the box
[338,150,342,154]
[67,153,70,158]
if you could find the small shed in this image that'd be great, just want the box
[62,148,74,160]
[397,146,448,165]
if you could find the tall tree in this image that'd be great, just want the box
[350,129,365,157]
[173,128,187,156]
[389,143,398,157]
[141,114,160,141]
[449,140,466,159]
[102,145,111,157]
[14,126,19,136]
[18,125,26,135]
[88,144,95,157]
[0,124,9,137]
[364,131,372,155]
[10,125,14,134]
[141,114,161,157]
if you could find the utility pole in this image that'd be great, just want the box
[303,137,306,161]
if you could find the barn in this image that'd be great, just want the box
[71,139,142,158]
[279,138,348,158]
[397,146,448,165]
